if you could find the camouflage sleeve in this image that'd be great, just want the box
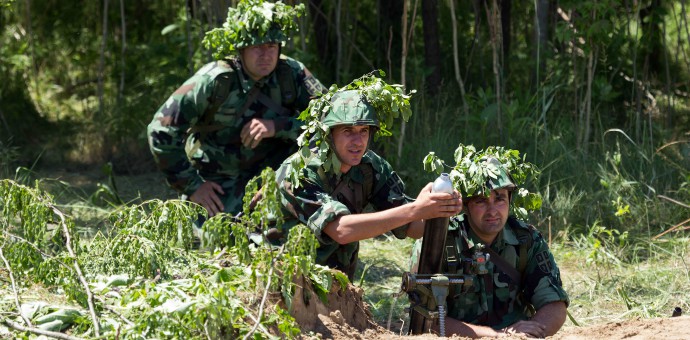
[273,58,327,140]
[522,231,570,310]
[147,72,214,196]
[278,164,351,245]
[366,155,414,239]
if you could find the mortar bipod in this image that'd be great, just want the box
[402,272,474,336]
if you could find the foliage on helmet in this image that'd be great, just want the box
[423,144,542,216]
[320,90,379,129]
[285,70,415,187]
[202,0,305,58]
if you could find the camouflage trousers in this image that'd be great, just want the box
[181,174,254,216]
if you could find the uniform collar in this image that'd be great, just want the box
[235,58,278,92]
[458,216,519,250]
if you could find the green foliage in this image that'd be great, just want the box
[0,174,353,339]
[422,144,542,217]
[0,179,78,252]
[202,0,305,58]
[288,71,415,184]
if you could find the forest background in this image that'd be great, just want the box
[1,0,690,338]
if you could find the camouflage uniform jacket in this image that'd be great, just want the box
[444,215,569,329]
[277,150,412,276]
[147,55,325,214]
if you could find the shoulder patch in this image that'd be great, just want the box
[304,73,325,96]
[535,250,553,273]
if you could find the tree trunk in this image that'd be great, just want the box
[532,0,549,89]
[467,0,486,89]
[25,0,40,102]
[309,0,334,83]
[582,46,597,156]
[639,0,665,78]
[186,2,194,75]
[421,0,441,94]
[379,0,403,79]
[447,0,469,121]
[500,0,511,77]
[98,0,109,118]
[118,0,126,99]
[397,0,411,165]
[485,0,503,138]
[335,0,344,83]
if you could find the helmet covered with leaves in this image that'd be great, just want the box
[286,71,414,178]
[423,144,543,215]
[468,157,517,199]
[202,0,305,58]
[321,90,380,130]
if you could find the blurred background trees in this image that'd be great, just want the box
[1,0,688,236]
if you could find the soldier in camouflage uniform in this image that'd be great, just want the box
[410,158,569,338]
[276,90,463,280]
[147,1,326,216]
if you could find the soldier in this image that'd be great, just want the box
[411,157,569,338]
[275,88,463,280]
[147,0,326,216]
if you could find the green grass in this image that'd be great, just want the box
[355,236,416,333]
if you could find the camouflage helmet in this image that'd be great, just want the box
[203,0,305,57]
[321,90,380,129]
[463,157,517,199]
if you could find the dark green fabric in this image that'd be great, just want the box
[147,55,325,214]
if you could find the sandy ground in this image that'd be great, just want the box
[290,273,690,340]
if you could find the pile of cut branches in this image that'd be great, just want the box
[0,169,346,339]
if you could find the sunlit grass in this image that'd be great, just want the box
[553,236,690,328]
[356,235,416,333]
[355,226,690,333]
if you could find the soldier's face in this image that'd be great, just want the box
[466,189,510,244]
[240,43,280,81]
[331,125,370,173]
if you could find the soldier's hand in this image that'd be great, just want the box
[190,181,225,217]
[501,320,546,338]
[241,118,275,149]
[413,183,463,220]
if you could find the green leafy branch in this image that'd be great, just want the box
[1,179,100,335]
[423,144,543,217]
[1,173,350,339]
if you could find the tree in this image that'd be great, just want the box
[308,0,336,84]
[422,0,442,94]
[378,0,404,79]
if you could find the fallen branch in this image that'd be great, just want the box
[3,319,85,340]
[213,247,227,261]
[50,206,101,336]
[0,243,32,327]
[7,232,71,269]
[243,244,286,340]
[244,311,273,339]
[93,296,134,327]
[653,217,690,240]
[658,195,690,209]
